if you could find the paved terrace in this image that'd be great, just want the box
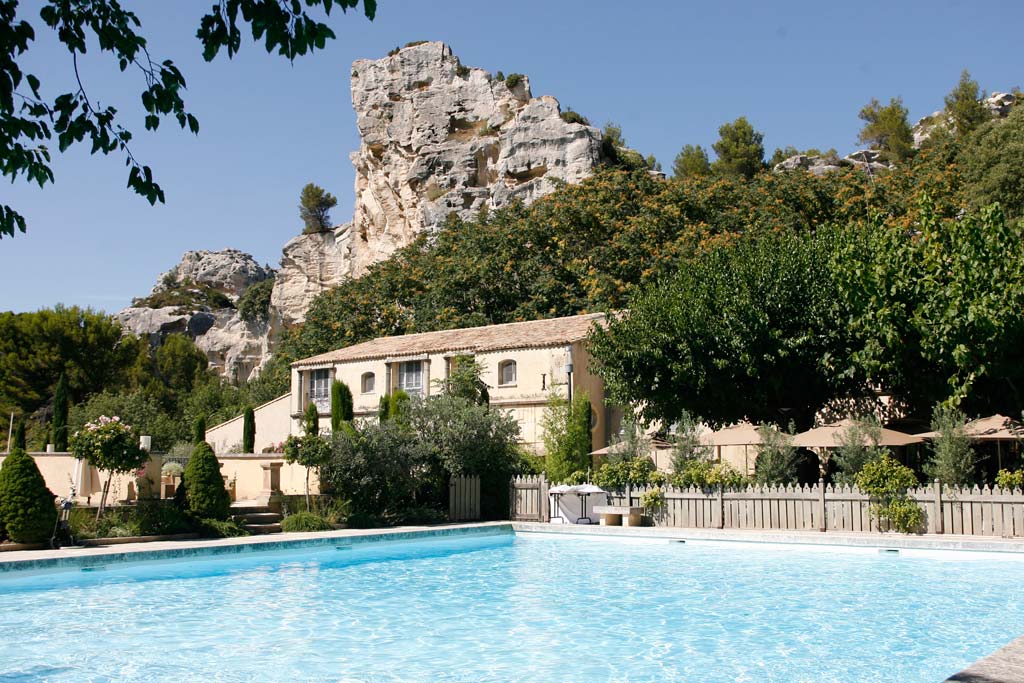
[3,522,1024,681]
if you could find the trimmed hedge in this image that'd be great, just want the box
[0,448,57,543]
[184,442,230,520]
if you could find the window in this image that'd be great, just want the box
[397,361,423,395]
[309,369,330,411]
[498,359,517,386]
[361,372,376,394]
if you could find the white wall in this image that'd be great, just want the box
[206,394,292,455]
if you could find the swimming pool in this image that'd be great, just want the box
[1,530,1022,682]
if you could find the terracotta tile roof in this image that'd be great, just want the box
[292,313,606,367]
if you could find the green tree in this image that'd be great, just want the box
[833,417,889,485]
[600,122,655,171]
[2,0,378,239]
[13,420,26,450]
[331,380,353,431]
[672,144,711,177]
[156,334,210,399]
[0,448,56,543]
[857,97,914,163]
[284,401,331,508]
[69,389,182,452]
[960,105,1024,218]
[51,371,69,451]
[433,356,489,406]
[184,441,230,520]
[541,392,593,482]
[236,278,275,325]
[753,425,798,485]
[943,70,989,136]
[589,228,865,431]
[242,406,256,453]
[670,410,711,474]
[299,183,339,233]
[304,401,320,436]
[925,404,976,486]
[711,117,765,179]
[68,416,148,515]
[192,416,206,445]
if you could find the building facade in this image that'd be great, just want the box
[288,313,612,452]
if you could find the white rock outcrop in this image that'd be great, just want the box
[269,226,352,330]
[152,248,272,300]
[346,41,604,274]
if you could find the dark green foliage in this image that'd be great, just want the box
[331,380,354,431]
[434,356,489,406]
[560,109,590,126]
[925,404,976,486]
[0,448,56,543]
[52,372,69,451]
[133,282,234,311]
[193,517,249,538]
[192,416,207,444]
[3,0,377,239]
[504,73,524,89]
[455,63,470,78]
[157,335,210,397]
[601,123,655,171]
[304,401,320,436]
[856,456,923,533]
[944,70,989,136]
[378,395,390,420]
[281,511,332,532]
[541,393,593,483]
[711,117,765,179]
[858,97,914,163]
[590,228,864,430]
[184,442,230,521]
[237,278,275,325]
[242,406,256,453]
[133,498,193,536]
[672,144,711,177]
[13,421,26,451]
[960,105,1024,218]
[299,183,338,233]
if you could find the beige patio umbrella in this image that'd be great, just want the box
[702,422,765,474]
[793,418,923,449]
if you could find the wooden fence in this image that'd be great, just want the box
[510,475,549,522]
[510,474,1024,537]
[449,476,481,522]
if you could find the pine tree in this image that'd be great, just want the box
[711,117,765,179]
[672,144,711,177]
[242,406,255,453]
[944,69,989,136]
[0,448,57,543]
[857,97,914,163]
[299,183,338,234]
[331,380,353,432]
[52,372,69,451]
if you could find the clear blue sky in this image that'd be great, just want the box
[3,0,1021,313]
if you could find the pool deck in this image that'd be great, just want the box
[4,521,1024,681]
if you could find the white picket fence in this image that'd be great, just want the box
[510,474,1024,537]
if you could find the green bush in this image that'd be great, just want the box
[184,442,230,520]
[347,511,386,529]
[671,460,746,489]
[560,109,590,126]
[193,517,249,538]
[995,469,1024,490]
[281,511,332,532]
[856,456,922,533]
[279,494,350,524]
[505,73,524,89]
[134,498,192,536]
[0,448,57,543]
[593,458,656,489]
[237,278,274,325]
[387,506,447,526]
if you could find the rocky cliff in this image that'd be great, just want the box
[118,249,273,383]
[124,42,607,379]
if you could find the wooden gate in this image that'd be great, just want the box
[510,475,549,521]
[449,475,481,521]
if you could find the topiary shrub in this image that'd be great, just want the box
[0,448,57,544]
[281,511,332,532]
[184,442,230,521]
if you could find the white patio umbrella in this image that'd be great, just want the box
[573,484,605,524]
[548,484,573,522]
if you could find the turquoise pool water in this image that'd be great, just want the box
[1,531,1023,682]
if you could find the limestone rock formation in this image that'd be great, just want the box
[151,249,272,299]
[772,150,890,176]
[269,226,352,330]
[119,249,275,383]
[984,92,1017,117]
[346,41,604,274]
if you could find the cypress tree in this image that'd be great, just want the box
[303,401,319,436]
[378,394,390,421]
[192,415,206,444]
[242,406,256,453]
[331,380,353,431]
[184,442,230,520]
[52,372,69,451]
[13,421,26,451]
[0,448,57,543]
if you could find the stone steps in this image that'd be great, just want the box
[231,502,282,535]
